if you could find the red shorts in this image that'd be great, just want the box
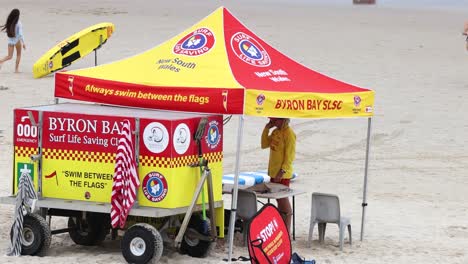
[271,178,290,187]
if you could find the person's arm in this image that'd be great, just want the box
[261,123,272,149]
[281,129,296,175]
[464,21,468,35]
[17,22,25,49]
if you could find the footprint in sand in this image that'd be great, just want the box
[446,225,468,238]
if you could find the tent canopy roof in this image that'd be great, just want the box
[55,7,374,118]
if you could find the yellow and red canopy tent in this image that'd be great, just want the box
[54,6,374,259]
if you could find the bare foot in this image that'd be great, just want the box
[15,70,20,73]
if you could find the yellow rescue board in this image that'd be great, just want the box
[33,22,115,79]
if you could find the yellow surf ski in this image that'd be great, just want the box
[33,22,115,79]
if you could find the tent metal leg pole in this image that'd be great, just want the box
[360,117,372,241]
[227,115,244,263]
[95,35,102,66]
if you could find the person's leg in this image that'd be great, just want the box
[14,41,22,73]
[277,197,292,234]
[276,178,292,234]
[0,44,15,68]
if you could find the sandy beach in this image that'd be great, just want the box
[0,0,467,263]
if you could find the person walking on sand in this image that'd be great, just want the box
[0,9,26,73]
[261,117,296,234]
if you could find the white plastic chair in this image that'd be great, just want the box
[307,192,352,250]
[237,189,258,245]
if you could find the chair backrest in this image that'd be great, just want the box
[311,192,341,224]
[237,189,258,220]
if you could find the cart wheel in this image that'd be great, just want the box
[68,212,110,246]
[121,223,163,264]
[10,213,51,256]
[180,214,211,258]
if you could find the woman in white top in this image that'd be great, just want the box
[0,9,26,73]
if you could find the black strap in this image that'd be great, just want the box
[222,256,250,262]
[62,51,81,66]
[250,238,271,264]
[61,38,80,55]
[362,203,368,207]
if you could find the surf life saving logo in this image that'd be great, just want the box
[143,122,169,154]
[352,95,362,114]
[354,95,361,107]
[173,28,215,56]
[231,32,271,67]
[173,123,190,155]
[142,171,168,202]
[256,94,266,106]
[205,120,221,149]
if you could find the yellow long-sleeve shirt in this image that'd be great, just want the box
[261,124,296,179]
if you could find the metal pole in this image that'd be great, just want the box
[37,111,43,198]
[227,115,244,263]
[27,111,43,199]
[206,169,218,240]
[134,118,140,168]
[133,118,140,208]
[174,169,209,248]
[360,117,372,241]
[95,35,103,66]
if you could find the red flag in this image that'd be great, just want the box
[111,120,140,229]
[45,171,59,186]
[45,171,56,178]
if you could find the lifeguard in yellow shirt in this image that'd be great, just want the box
[261,117,296,233]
